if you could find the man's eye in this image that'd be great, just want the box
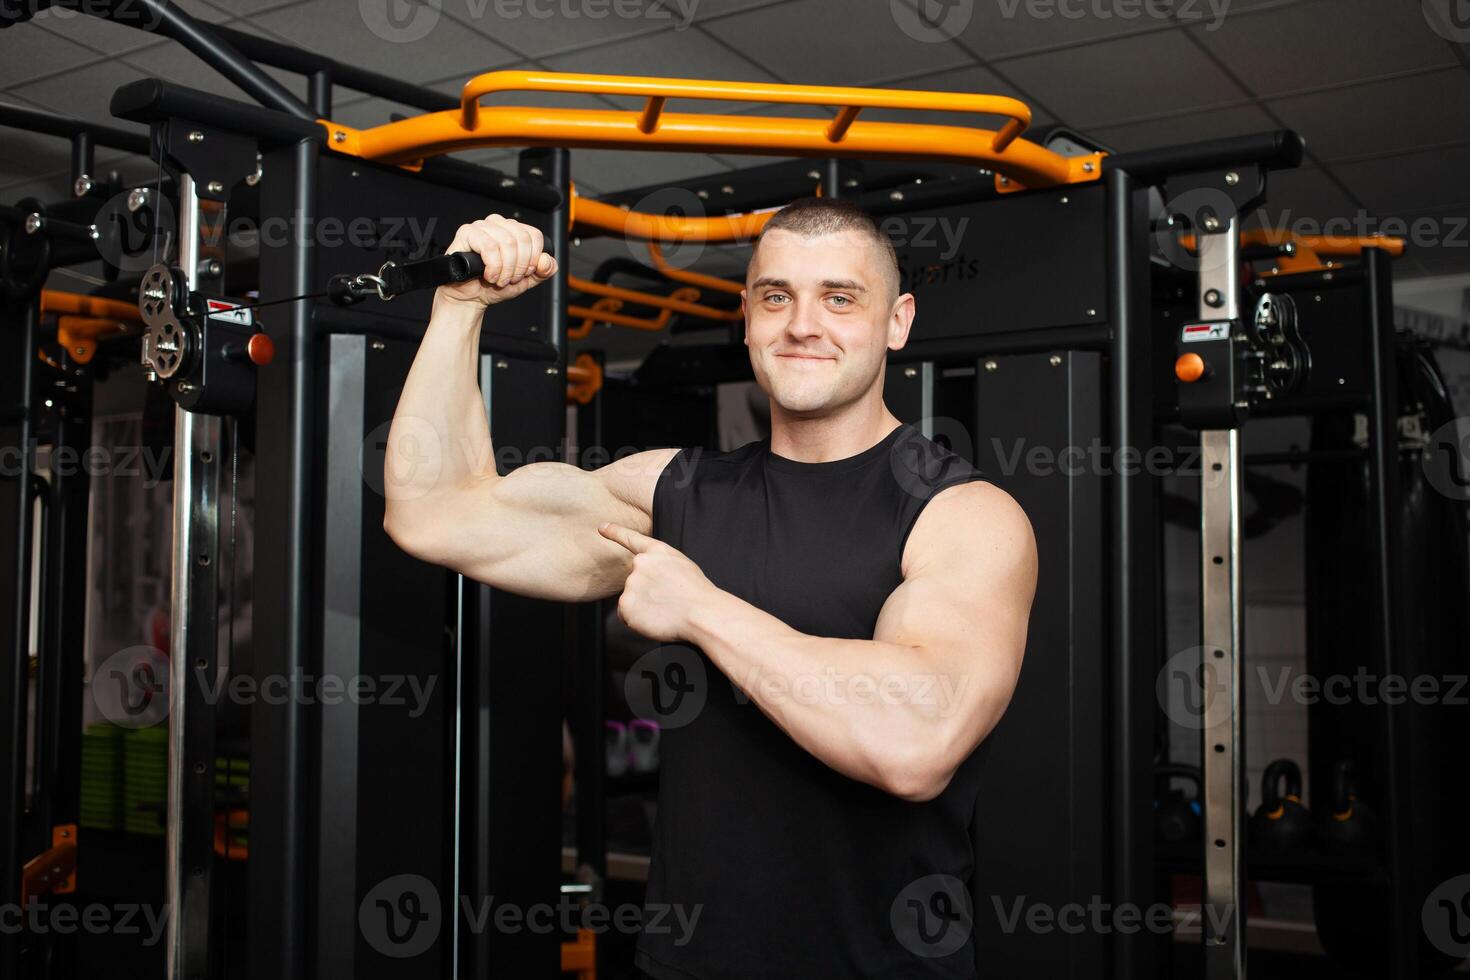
[766,293,790,304]
[828,294,852,307]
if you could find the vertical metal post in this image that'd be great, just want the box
[1106,167,1156,980]
[315,335,365,977]
[71,131,94,188]
[1196,225,1246,980]
[166,173,224,980]
[250,134,317,980]
[0,291,39,980]
[823,158,842,198]
[1362,246,1415,978]
[573,350,608,976]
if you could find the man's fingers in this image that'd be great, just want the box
[445,215,556,298]
[599,521,655,554]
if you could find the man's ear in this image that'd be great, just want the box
[888,292,916,351]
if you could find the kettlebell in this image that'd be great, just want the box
[1249,758,1312,855]
[1318,758,1376,857]
[1154,764,1203,844]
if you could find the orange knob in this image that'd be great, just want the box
[1175,352,1206,383]
[247,332,275,366]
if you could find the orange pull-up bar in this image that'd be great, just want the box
[321,71,1104,191]
[1178,229,1405,277]
[40,290,144,364]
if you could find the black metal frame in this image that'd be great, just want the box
[0,6,1431,978]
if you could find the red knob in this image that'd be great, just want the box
[247,332,275,366]
[1175,352,1206,383]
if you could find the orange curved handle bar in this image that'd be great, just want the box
[573,195,774,242]
[647,242,745,294]
[57,315,134,364]
[569,302,676,335]
[1178,228,1405,277]
[1178,229,1406,258]
[566,352,603,405]
[459,71,1032,152]
[569,276,740,321]
[41,289,143,323]
[569,287,707,338]
[322,72,1102,190]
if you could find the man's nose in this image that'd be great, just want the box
[785,298,824,340]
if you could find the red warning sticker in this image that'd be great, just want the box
[205,299,253,327]
[1181,322,1228,343]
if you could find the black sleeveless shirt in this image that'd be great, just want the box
[633,421,989,980]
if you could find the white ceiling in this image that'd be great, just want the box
[3,0,1469,356]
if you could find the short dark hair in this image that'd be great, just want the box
[750,197,900,301]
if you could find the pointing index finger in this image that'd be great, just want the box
[599,521,655,554]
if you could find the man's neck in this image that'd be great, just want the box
[768,407,902,464]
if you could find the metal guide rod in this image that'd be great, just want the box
[1197,225,1246,980]
[165,173,223,980]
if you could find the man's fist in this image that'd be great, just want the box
[439,213,558,308]
[599,522,715,644]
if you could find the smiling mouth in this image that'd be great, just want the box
[779,354,833,360]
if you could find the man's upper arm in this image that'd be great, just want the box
[874,480,1038,772]
[589,447,683,534]
[413,447,681,602]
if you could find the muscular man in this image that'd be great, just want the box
[384,197,1037,979]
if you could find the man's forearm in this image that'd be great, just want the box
[685,590,972,799]
[384,294,496,511]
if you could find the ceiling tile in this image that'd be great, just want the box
[1002,29,1248,126]
[250,0,522,86]
[0,128,76,192]
[1188,0,1460,98]
[436,0,669,59]
[1382,204,1470,277]
[654,0,796,24]
[11,58,153,127]
[1087,103,1277,153]
[1335,144,1470,216]
[571,148,729,191]
[29,7,175,56]
[1245,167,1359,231]
[120,35,308,105]
[1,23,102,88]
[949,0,1183,60]
[541,22,778,113]
[866,63,1056,130]
[703,0,974,86]
[1266,70,1470,164]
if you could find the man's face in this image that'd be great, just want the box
[742,229,913,417]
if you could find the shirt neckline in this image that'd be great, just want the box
[762,422,909,476]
